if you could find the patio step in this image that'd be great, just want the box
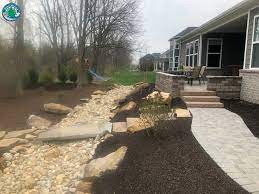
[186,102,224,108]
[183,96,220,102]
[181,91,216,96]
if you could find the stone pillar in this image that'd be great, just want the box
[155,72,185,96]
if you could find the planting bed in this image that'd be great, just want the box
[224,100,259,138]
[92,130,248,194]
[0,84,108,131]
[90,85,247,194]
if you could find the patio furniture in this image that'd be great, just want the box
[199,66,207,84]
[187,66,202,86]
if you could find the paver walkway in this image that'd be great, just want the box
[191,108,259,193]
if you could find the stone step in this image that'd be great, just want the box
[112,122,127,133]
[186,101,224,108]
[181,91,216,96]
[182,96,220,102]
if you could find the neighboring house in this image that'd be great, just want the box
[154,50,170,72]
[172,0,259,104]
[169,27,197,71]
[139,53,160,71]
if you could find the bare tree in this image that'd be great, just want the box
[38,0,141,86]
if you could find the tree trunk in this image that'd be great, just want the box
[77,45,88,87]
[15,0,25,96]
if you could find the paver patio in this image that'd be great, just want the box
[191,108,259,193]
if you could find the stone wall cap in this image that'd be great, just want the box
[207,76,241,79]
[240,69,259,74]
[156,72,186,78]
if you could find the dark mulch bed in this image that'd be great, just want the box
[92,130,248,194]
[0,83,109,131]
[91,88,247,194]
[224,100,259,138]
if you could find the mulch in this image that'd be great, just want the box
[90,87,248,194]
[92,130,248,194]
[0,83,110,131]
[224,100,259,138]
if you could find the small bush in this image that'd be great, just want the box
[139,97,172,136]
[69,71,78,83]
[58,66,68,84]
[86,71,93,83]
[28,69,39,85]
[22,69,39,88]
[39,71,54,85]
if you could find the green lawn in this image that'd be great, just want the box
[109,70,156,86]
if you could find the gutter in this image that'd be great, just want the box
[178,0,256,42]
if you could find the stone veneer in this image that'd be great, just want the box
[155,72,185,96]
[207,76,242,99]
[240,70,259,104]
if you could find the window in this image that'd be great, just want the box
[251,16,259,68]
[174,43,180,69]
[206,39,222,68]
[185,40,199,67]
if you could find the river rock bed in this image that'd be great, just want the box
[0,85,133,194]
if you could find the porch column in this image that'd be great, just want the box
[243,11,250,69]
[199,34,203,66]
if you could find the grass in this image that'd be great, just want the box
[108,70,156,86]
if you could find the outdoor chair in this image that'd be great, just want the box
[199,66,207,84]
[187,66,202,86]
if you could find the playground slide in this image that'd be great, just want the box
[88,70,110,81]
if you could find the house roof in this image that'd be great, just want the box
[178,0,259,42]
[169,27,198,41]
[161,50,170,58]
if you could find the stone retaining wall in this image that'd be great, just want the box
[155,72,185,96]
[207,76,242,99]
[240,70,259,104]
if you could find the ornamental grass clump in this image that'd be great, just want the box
[139,95,172,137]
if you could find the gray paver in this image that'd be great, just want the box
[191,108,259,193]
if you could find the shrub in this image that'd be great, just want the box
[69,71,78,83]
[139,97,172,136]
[28,69,39,85]
[39,70,54,85]
[86,71,93,83]
[58,66,68,84]
[22,69,39,88]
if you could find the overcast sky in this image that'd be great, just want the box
[140,0,244,56]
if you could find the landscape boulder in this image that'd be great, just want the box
[82,146,127,179]
[0,138,25,153]
[174,109,192,118]
[127,118,151,133]
[114,101,137,114]
[27,115,52,129]
[4,129,36,139]
[93,90,106,95]
[44,103,72,115]
[113,97,127,106]
[0,131,6,140]
[25,134,37,140]
[146,91,172,105]
[76,180,94,193]
[127,83,151,101]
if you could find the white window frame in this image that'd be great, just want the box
[172,41,180,70]
[185,39,199,67]
[249,15,259,69]
[206,38,223,69]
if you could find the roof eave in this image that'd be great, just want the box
[178,0,257,42]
